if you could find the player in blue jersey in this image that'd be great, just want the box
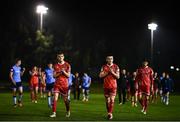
[44,62,55,108]
[82,73,91,102]
[161,73,174,105]
[68,73,75,101]
[9,58,25,107]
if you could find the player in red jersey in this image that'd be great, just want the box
[50,52,71,118]
[135,60,153,115]
[29,66,39,103]
[99,55,120,120]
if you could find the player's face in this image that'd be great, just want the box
[75,73,79,77]
[162,72,166,77]
[34,66,37,71]
[142,61,148,67]
[122,69,126,75]
[57,54,64,62]
[166,74,169,78]
[133,72,136,76]
[16,60,21,66]
[106,56,113,65]
[48,63,53,68]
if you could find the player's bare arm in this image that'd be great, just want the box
[9,72,16,85]
[21,68,25,76]
[99,70,109,78]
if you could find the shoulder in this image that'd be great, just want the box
[10,66,15,72]
[64,62,71,67]
[113,64,119,70]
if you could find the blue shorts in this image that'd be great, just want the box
[82,86,89,90]
[46,82,54,91]
[68,85,72,90]
[12,82,22,89]
[163,88,169,94]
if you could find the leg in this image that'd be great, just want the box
[68,88,71,101]
[119,89,122,104]
[12,88,17,107]
[138,92,145,111]
[82,89,85,101]
[143,94,149,114]
[131,94,135,107]
[108,95,115,120]
[105,96,110,113]
[134,91,138,107]
[118,87,121,104]
[30,89,35,102]
[40,86,43,98]
[43,87,46,98]
[18,86,23,107]
[63,95,71,117]
[86,89,90,101]
[122,88,126,104]
[50,92,59,117]
[34,87,38,103]
[47,91,52,107]
[77,88,80,100]
[165,92,169,105]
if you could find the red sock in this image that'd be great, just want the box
[106,101,109,113]
[144,98,148,111]
[109,101,114,113]
[35,93,37,101]
[139,99,144,107]
[31,92,34,101]
[65,100,70,111]
[52,100,57,112]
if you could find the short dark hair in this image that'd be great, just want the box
[57,51,64,55]
[15,58,21,63]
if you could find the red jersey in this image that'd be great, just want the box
[54,62,71,88]
[135,66,153,87]
[101,64,120,89]
[30,71,39,84]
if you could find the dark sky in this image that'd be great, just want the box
[1,0,180,72]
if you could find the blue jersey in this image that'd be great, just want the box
[45,68,55,84]
[68,73,75,86]
[82,75,91,88]
[162,78,173,91]
[11,65,21,82]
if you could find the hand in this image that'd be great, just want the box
[109,68,114,74]
[23,68,26,71]
[12,80,16,86]
[151,86,154,92]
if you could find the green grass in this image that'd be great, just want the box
[0,83,180,121]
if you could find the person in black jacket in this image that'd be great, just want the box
[117,69,128,105]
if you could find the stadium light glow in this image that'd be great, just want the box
[36,5,48,31]
[148,23,158,31]
[148,22,158,66]
[170,66,175,70]
[176,67,179,71]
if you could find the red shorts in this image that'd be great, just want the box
[30,83,38,90]
[53,84,68,97]
[138,85,150,96]
[104,88,117,97]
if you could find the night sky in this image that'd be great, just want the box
[0,0,180,78]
